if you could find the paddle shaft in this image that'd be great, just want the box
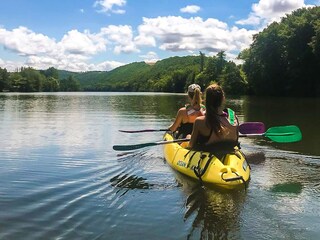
[113,138,189,151]
[119,122,265,134]
[119,128,168,133]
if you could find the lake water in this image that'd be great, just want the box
[0,92,320,240]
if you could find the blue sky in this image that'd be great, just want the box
[0,0,318,72]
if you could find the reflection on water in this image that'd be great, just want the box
[110,172,153,195]
[172,171,246,240]
[270,182,303,194]
[245,151,266,165]
[0,92,320,240]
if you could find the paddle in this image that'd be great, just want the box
[113,124,301,151]
[119,122,265,134]
[240,125,302,143]
[119,128,168,133]
[239,122,265,134]
[113,138,190,151]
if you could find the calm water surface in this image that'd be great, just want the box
[0,92,319,240]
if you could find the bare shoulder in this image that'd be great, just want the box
[195,115,205,121]
[177,107,187,114]
[194,116,205,125]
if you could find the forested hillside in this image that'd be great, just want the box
[239,6,320,97]
[60,53,247,94]
[81,56,207,92]
[0,53,247,94]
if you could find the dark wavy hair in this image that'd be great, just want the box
[205,83,225,135]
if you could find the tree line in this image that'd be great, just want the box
[0,67,80,92]
[0,53,247,95]
[82,53,247,95]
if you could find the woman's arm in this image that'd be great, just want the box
[188,118,200,149]
[168,108,184,132]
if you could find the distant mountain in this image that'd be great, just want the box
[57,56,204,92]
[2,53,248,94]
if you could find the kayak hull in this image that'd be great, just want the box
[163,133,250,190]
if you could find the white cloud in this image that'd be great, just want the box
[26,55,125,72]
[139,51,160,63]
[60,29,106,55]
[95,60,125,71]
[0,26,56,56]
[113,43,138,54]
[230,27,256,50]
[180,5,201,14]
[0,26,127,72]
[134,34,156,47]
[253,0,304,17]
[237,0,310,27]
[94,0,126,14]
[100,25,139,53]
[0,58,24,71]
[136,16,255,55]
[236,14,261,26]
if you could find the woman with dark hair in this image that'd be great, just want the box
[188,83,239,150]
[168,84,205,138]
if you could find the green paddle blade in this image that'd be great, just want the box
[264,125,302,143]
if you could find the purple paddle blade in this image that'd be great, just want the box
[239,122,265,134]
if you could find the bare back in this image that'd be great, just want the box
[188,114,238,148]
[169,105,205,132]
[207,116,238,144]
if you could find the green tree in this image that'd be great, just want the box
[9,72,25,92]
[41,67,59,79]
[43,77,60,92]
[199,51,205,72]
[60,76,81,91]
[19,67,46,92]
[204,56,218,83]
[216,51,227,76]
[220,62,247,95]
[240,6,320,96]
[0,68,10,91]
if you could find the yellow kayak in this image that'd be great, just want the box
[163,133,250,190]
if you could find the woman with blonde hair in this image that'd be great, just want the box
[168,84,205,138]
[188,83,239,151]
